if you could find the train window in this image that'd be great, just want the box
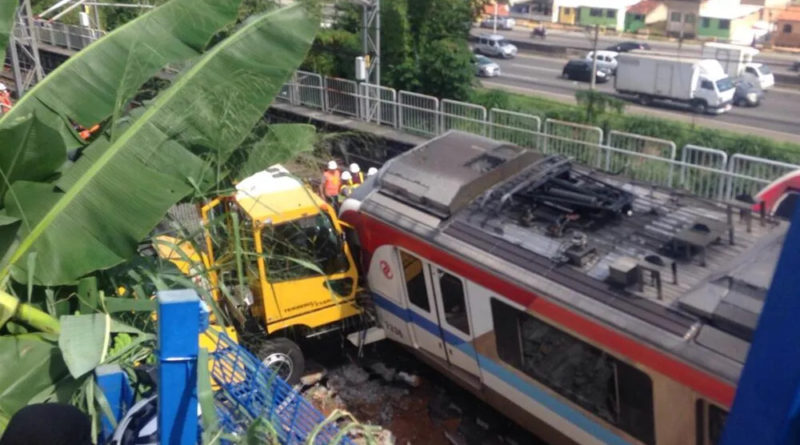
[400,251,430,312]
[439,272,470,335]
[490,298,655,445]
[696,400,728,444]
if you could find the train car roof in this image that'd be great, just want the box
[360,131,787,383]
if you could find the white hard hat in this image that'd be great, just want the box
[327,160,338,170]
[349,163,360,174]
[341,171,352,181]
[0,83,6,91]
[367,167,378,176]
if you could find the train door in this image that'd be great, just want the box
[398,250,447,361]
[430,267,481,377]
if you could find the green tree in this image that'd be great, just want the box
[417,38,474,101]
[380,0,416,89]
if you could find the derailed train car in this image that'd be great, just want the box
[340,131,786,445]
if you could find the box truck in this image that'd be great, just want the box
[701,42,774,90]
[614,53,735,114]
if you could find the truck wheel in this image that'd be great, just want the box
[638,95,652,106]
[256,338,304,385]
[692,100,707,114]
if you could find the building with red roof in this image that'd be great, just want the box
[625,0,668,32]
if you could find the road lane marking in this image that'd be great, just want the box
[509,64,561,73]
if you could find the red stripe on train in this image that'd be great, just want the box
[347,210,736,407]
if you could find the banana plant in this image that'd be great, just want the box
[0,0,319,435]
[0,2,317,286]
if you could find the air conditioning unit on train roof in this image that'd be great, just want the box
[378,131,541,219]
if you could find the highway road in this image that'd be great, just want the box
[478,51,800,142]
[474,27,800,75]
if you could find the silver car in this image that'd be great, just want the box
[585,50,619,74]
[475,34,517,59]
[480,16,516,30]
[474,55,501,77]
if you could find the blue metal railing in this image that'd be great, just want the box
[209,332,354,444]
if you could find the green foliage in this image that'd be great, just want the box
[471,88,800,163]
[0,334,76,431]
[234,124,317,180]
[574,90,625,122]
[0,0,16,64]
[59,314,111,378]
[417,39,475,101]
[302,29,361,78]
[380,0,415,90]
[2,3,318,286]
[305,0,475,99]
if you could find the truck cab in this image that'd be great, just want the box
[702,42,774,90]
[156,165,363,383]
[694,60,736,114]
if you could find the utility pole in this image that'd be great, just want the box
[590,24,599,90]
[493,1,498,33]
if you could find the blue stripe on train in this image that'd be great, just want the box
[372,292,630,445]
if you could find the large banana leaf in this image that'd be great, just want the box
[0,0,242,170]
[0,0,16,65]
[0,112,65,201]
[2,3,317,285]
[0,334,74,432]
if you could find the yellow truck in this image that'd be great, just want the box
[155,165,363,383]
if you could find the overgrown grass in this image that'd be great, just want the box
[470,88,800,164]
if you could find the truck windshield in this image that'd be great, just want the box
[716,78,734,92]
[757,65,772,75]
[262,213,349,282]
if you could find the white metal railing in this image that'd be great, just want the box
[398,91,439,136]
[680,145,729,201]
[323,76,359,117]
[440,99,487,136]
[359,83,397,127]
[606,131,677,186]
[22,19,105,52]
[543,119,604,168]
[726,154,800,201]
[488,109,541,148]
[273,70,800,202]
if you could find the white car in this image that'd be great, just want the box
[475,34,518,59]
[474,55,501,77]
[480,16,516,30]
[585,50,619,74]
[743,63,774,90]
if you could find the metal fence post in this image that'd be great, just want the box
[157,289,205,445]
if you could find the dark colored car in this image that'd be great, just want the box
[791,61,800,72]
[733,79,764,107]
[605,41,651,52]
[562,59,611,83]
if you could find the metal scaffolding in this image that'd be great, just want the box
[8,0,44,96]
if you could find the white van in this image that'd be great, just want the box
[475,34,518,59]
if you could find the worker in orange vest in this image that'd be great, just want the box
[349,163,364,185]
[0,84,13,115]
[320,160,341,206]
[78,124,101,140]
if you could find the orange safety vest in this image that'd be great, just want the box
[0,92,12,114]
[323,170,341,197]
